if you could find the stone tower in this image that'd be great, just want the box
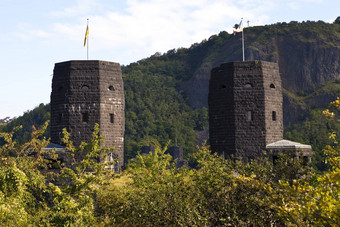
[208,61,283,159]
[50,60,125,167]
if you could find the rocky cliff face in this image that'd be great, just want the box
[182,21,340,124]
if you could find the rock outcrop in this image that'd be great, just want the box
[182,21,340,124]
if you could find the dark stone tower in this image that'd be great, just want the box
[208,61,283,159]
[50,60,125,167]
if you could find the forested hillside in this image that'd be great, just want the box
[0,104,50,145]
[2,19,340,167]
[122,19,340,164]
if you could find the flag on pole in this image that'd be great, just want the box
[84,25,89,47]
[233,18,245,61]
[233,19,243,35]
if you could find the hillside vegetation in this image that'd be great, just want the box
[2,19,340,167]
[123,19,340,165]
[1,120,339,226]
[0,104,50,145]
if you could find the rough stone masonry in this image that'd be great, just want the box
[208,61,283,159]
[50,60,125,168]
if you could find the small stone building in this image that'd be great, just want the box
[266,139,313,163]
[208,61,312,161]
[50,60,125,168]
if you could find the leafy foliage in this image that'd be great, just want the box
[284,108,340,171]
[97,142,206,226]
[0,122,50,225]
[275,99,340,226]
[334,16,340,25]
[96,141,338,226]
[0,122,115,226]
[0,103,50,145]
[0,113,339,225]
[123,55,209,162]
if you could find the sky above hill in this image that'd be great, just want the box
[0,0,339,118]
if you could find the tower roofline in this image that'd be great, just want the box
[54,60,120,67]
[211,60,279,74]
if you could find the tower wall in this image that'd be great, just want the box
[208,63,236,154]
[98,63,125,166]
[262,62,283,145]
[209,61,283,158]
[233,61,267,157]
[50,60,125,166]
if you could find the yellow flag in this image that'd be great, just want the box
[84,25,89,47]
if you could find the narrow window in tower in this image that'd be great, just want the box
[58,113,63,122]
[247,111,253,121]
[82,112,89,123]
[220,84,227,89]
[270,83,275,88]
[108,85,115,91]
[245,83,252,88]
[110,113,114,123]
[272,111,277,121]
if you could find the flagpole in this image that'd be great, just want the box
[87,18,89,60]
[234,18,245,62]
[242,19,245,61]
[242,29,245,61]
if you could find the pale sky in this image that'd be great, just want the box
[0,0,339,118]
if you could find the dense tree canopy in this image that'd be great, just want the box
[122,57,208,161]
[1,114,339,225]
[0,103,50,145]
[284,108,340,171]
[334,16,340,25]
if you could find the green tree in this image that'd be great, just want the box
[284,108,340,171]
[0,103,50,145]
[0,122,50,225]
[97,142,315,226]
[97,142,207,226]
[272,98,340,226]
[1,119,339,226]
[0,122,116,226]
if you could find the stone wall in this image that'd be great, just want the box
[208,63,235,155]
[50,60,125,167]
[262,62,283,145]
[209,61,283,159]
